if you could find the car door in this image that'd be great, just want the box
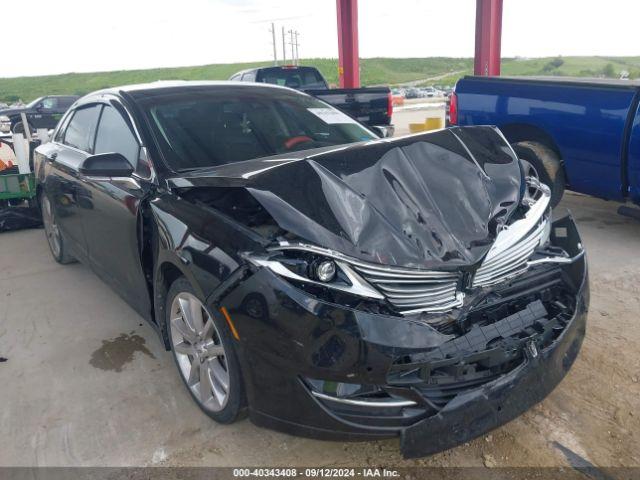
[45,104,102,260]
[79,102,153,319]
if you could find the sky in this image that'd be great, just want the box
[0,0,637,78]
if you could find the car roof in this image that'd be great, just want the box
[78,80,302,103]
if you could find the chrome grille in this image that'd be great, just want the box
[352,263,463,315]
[473,189,551,288]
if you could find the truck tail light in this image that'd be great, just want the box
[387,91,393,119]
[449,92,458,125]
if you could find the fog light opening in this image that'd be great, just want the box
[315,260,336,282]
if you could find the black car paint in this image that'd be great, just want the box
[230,66,393,128]
[1,95,79,131]
[34,82,588,458]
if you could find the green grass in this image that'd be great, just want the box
[1,56,639,104]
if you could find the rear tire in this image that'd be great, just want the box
[512,141,565,208]
[40,193,76,264]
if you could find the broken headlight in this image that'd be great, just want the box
[244,249,383,300]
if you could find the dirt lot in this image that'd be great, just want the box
[1,193,638,470]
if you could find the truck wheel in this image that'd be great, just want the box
[512,141,565,208]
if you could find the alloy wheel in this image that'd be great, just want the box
[41,195,61,258]
[520,158,543,202]
[170,292,230,412]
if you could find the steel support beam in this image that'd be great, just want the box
[336,0,360,88]
[474,0,503,76]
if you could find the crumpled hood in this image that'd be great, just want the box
[169,126,524,269]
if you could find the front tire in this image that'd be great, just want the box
[512,141,565,208]
[166,276,245,424]
[40,193,76,264]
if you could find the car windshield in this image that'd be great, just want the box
[141,87,377,171]
[257,67,327,89]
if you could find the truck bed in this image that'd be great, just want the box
[454,75,640,204]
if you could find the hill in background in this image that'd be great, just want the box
[1,56,639,103]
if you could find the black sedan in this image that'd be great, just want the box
[34,81,589,458]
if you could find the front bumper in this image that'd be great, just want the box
[217,214,588,458]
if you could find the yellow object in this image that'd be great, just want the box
[220,306,240,340]
[425,117,444,130]
[409,117,444,134]
[409,123,428,133]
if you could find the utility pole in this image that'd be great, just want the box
[269,22,277,65]
[288,29,295,65]
[282,26,287,64]
[294,31,300,65]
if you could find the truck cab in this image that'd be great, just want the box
[230,65,394,136]
[0,95,79,134]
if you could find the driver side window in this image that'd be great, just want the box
[94,105,148,175]
[41,97,58,110]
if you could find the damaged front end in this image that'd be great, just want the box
[166,126,588,457]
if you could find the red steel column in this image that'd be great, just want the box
[474,0,503,76]
[336,0,360,88]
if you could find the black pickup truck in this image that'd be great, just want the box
[0,95,79,134]
[230,66,394,136]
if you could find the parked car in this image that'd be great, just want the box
[34,81,588,458]
[452,76,640,210]
[230,66,393,136]
[0,95,79,134]
[420,86,441,98]
[441,86,453,98]
[404,87,421,99]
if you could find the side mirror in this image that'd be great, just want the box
[370,125,394,138]
[79,152,133,177]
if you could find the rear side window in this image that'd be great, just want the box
[94,106,140,167]
[54,112,73,142]
[41,97,59,109]
[241,71,256,82]
[257,68,326,89]
[63,105,102,153]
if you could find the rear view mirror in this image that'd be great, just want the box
[79,152,133,177]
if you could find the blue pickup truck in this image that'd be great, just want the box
[451,76,640,212]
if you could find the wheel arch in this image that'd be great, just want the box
[499,123,561,157]
[499,123,568,186]
[153,259,187,350]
